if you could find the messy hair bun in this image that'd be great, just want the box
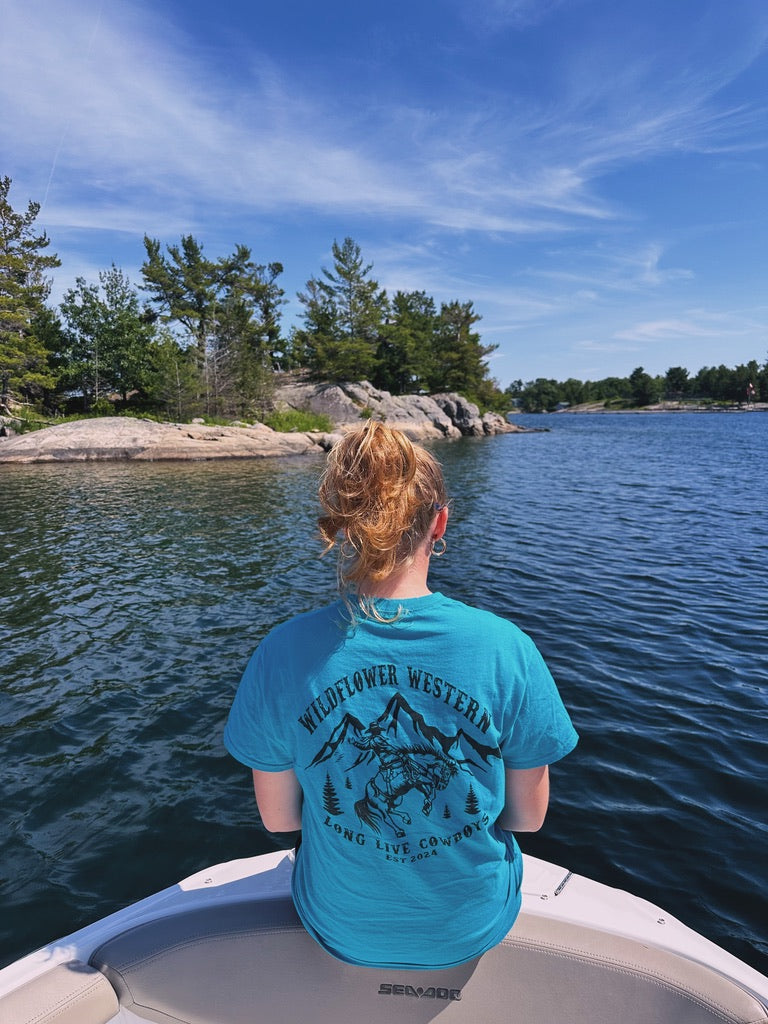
[318,420,448,594]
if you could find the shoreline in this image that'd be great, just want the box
[512,402,768,415]
[3,392,764,465]
[0,385,532,465]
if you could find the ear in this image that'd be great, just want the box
[432,505,449,540]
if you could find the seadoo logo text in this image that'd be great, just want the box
[378,983,461,1000]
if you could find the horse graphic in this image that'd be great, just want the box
[354,743,458,838]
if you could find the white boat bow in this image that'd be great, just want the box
[1,851,766,1024]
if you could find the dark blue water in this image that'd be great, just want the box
[1,413,766,974]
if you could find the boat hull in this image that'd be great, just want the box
[1,852,766,1024]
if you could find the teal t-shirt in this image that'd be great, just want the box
[224,593,577,969]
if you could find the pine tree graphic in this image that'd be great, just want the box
[442,804,452,819]
[345,777,352,790]
[465,784,480,816]
[323,774,342,815]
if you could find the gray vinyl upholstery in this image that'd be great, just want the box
[86,894,768,1024]
[0,960,118,1024]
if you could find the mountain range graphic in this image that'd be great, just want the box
[308,691,500,773]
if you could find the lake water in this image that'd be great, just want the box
[1,412,766,974]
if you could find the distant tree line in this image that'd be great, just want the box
[511,361,767,412]
[1,176,766,424]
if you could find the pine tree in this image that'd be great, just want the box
[465,784,480,816]
[628,366,659,407]
[141,237,284,416]
[141,235,217,372]
[0,177,60,405]
[296,238,387,381]
[214,252,284,416]
[59,266,155,406]
[144,331,201,421]
[375,290,437,394]
[430,300,497,402]
[322,774,342,815]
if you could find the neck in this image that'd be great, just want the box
[359,552,432,601]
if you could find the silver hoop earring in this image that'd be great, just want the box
[430,537,447,557]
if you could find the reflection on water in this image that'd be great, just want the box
[1,415,766,973]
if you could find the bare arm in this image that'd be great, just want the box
[252,769,303,832]
[497,765,550,832]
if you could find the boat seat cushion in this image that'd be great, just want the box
[89,896,768,1024]
[0,960,119,1024]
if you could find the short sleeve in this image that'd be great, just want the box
[223,641,294,771]
[500,636,578,769]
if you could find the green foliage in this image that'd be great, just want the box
[629,366,661,407]
[430,300,497,400]
[0,177,61,403]
[6,408,51,433]
[379,292,502,405]
[295,237,387,382]
[141,235,216,369]
[198,414,236,426]
[516,378,562,413]
[295,241,503,404]
[262,409,334,432]
[513,358,768,411]
[375,290,437,393]
[692,360,763,404]
[3,183,765,420]
[141,236,285,417]
[665,366,689,396]
[142,331,202,422]
[91,397,115,416]
[59,265,155,406]
[10,408,117,433]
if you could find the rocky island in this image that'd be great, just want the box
[0,382,531,465]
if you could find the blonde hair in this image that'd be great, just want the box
[318,421,448,599]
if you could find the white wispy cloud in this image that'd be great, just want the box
[576,339,643,355]
[1,1,421,229]
[3,0,766,244]
[526,243,694,297]
[3,0,767,382]
[459,0,572,33]
[614,310,756,343]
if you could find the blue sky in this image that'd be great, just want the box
[2,0,767,387]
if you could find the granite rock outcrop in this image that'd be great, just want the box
[273,380,518,439]
[0,417,327,464]
[0,382,523,463]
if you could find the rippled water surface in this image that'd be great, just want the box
[1,413,766,973]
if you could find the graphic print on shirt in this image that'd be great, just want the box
[306,683,502,857]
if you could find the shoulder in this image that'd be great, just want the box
[432,596,544,674]
[262,601,345,641]
[435,594,530,642]
[251,601,348,665]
